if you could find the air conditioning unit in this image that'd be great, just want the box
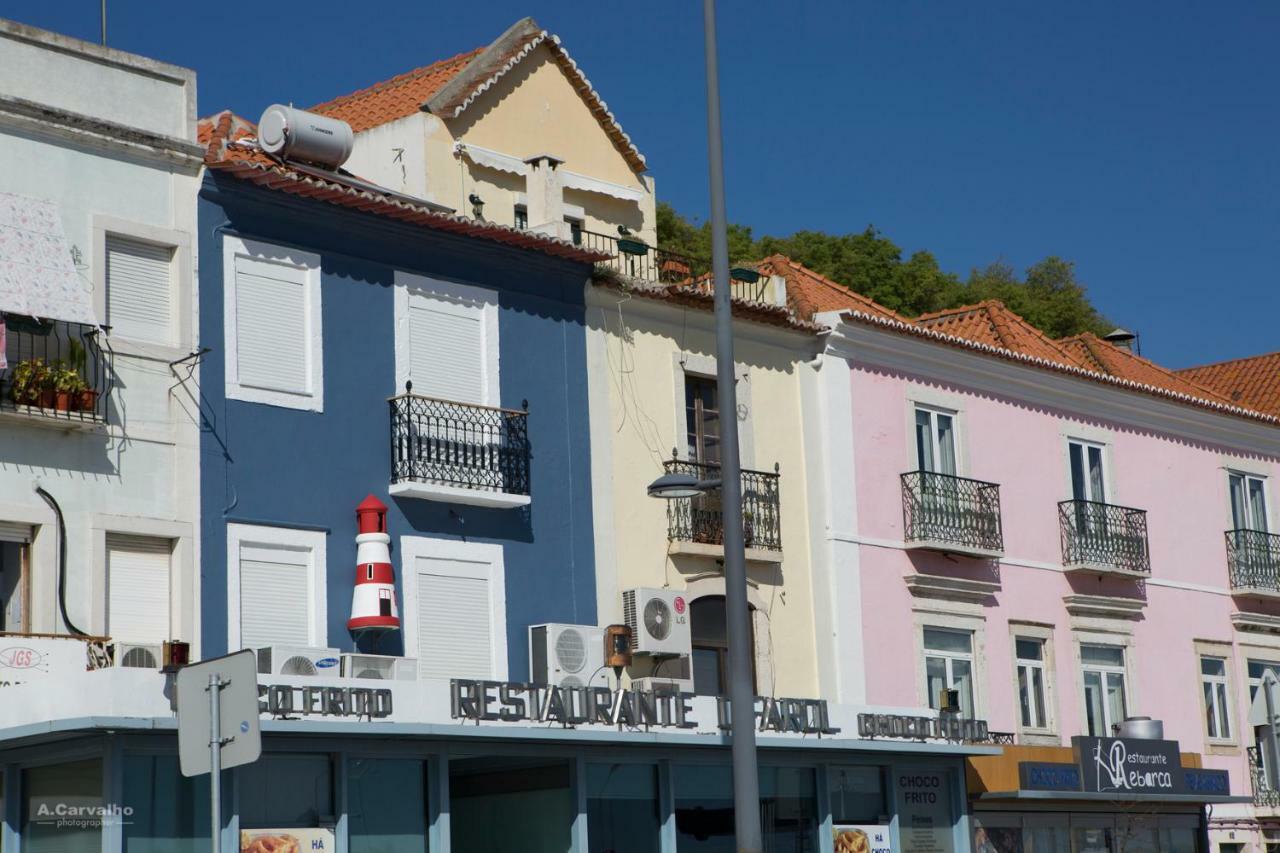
[256,645,341,677]
[632,675,694,694]
[622,588,692,657]
[529,624,607,688]
[112,642,164,670]
[340,653,418,681]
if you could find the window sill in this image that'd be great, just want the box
[904,537,1004,560]
[667,539,784,564]
[1016,731,1061,747]
[389,481,531,509]
[1205,742,1240,756]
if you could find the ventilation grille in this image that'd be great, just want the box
[622,590,638,651]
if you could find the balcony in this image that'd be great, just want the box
[1227,529,1280,598]
[1058,500,1150,576]
[663,459,782,563]
[389,388,531,509]
[0,313,111,427]
[1249,747,1280,809]
[580,230,772,303]
[900,471,1004,559]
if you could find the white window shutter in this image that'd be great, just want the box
[106,534,171,643]
[414,560,492,680]
[234,256,309,395]
[0,522,32,543]
[106,235,173,344]
[407,293,484,405]
[239,545,312,649]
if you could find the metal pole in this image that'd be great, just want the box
[209,673,222,853]
[99,0,106,46]
[701,2,762,851]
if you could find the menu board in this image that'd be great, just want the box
[896,771,954,853]
[835,825,894,853]
[240,827,335,852]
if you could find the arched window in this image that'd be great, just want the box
[690,595,755,696]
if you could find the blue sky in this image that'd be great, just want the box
[11,1,1279,367]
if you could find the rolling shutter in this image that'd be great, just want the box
[407,292,484,405]
[106,534,171,643]
[414,557,492,680]
[234,256,309,395]
[240,544,311,648]
[0,522,32,543]
[106,235,174,344]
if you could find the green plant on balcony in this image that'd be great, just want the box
[50,361,88,411]
[9,358,51,407]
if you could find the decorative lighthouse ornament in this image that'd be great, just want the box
[347,495,400,635]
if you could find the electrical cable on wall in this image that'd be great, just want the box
[34,484,88,637]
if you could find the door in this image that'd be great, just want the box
[0,524,31,634]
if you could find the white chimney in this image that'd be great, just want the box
[523,153,568,241]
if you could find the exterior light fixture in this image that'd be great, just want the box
[468,193,484,219]
[646,470,723,499]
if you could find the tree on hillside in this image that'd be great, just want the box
[655,202,1111,338]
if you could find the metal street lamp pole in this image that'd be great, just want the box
[701,1,763,850]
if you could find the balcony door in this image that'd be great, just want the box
[914,407,956,475]
[1068,440,1107,503]
[1081,644,1128,736]
[0,523,30,634]
[685,374,720,465]
[1230,473,1268,532]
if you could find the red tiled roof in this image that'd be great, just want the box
[1056,333,1236,404]
[916,301,1093,369]
[756,255,909,323]
[310,49,483,132]
[197,111,609,264]
[1178,351,1280,416]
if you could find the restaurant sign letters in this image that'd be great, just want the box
[1073,736,1184,795]
[450,679,840,734]
[857,713,990,743]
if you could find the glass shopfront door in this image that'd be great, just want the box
[972,812,1201,853]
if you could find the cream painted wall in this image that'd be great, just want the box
[585,286,824,698]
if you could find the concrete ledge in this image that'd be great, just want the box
[388,481,531,509]
[667,539,784,564]
[904,538,1004,561]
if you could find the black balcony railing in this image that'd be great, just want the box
[389,387,530,496]
[664,459,782,552]
[1058,500,1150,575]
[0,313,111,423]
[581,230,771,303]
[1227,529,1280,593]
[1249,746,1280,808]
[900,470,1004,555]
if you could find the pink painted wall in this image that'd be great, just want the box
[849,359,1280,792]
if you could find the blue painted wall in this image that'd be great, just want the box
[197,175,598,678]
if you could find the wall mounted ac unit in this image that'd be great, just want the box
[112,642,164,669]
[256,645,341,677]
[340,653,418,681]
[529,624,607,688]
[631,675,694,694]
[622,588,691,657]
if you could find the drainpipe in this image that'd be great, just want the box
[34,483,88,637]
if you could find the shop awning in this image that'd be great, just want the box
[977,790,1252,805]
[0,191,98,326]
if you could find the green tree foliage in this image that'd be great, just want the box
[656,202,1110,337]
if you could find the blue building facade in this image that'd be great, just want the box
[197,168,599,679]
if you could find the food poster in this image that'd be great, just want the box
[835,824,894,853]
[895,770,955,853]
[241,827,335,853]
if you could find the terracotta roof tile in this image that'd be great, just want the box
[1056,333,1236,404]
[915,301,1093,369]
[309,49,483,132]
[756,254,908,323]
[1178,351,1280,416]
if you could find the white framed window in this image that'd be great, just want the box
[393,272,499,406]
[1200,656,1233,741]
[105,534,172,644]
[1249,659,1280,782]
[105,234,176,346]
[914,406,957,475]
[923,627,974,717]
[1016,637,1050,731]
[1230,472,1269,532]
[223,236,323,412]
[401,536,506,681]
[1068,439,1108,503]
[1081,643,1128,736]
[227,524,327,650]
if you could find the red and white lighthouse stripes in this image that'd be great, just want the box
[348,494,400,633]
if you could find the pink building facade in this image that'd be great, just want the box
[807,310,1280,853]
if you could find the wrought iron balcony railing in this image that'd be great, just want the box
[1058,499,1150,575]
[1227,529,1280,594]
[900,470,1004,556]
[663,459,781,552]
[389,387,530,497]
[580,230,771,303]
[0,313,111,424]
[1249,747,1280,808]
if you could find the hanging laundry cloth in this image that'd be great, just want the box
[0,315,7,370]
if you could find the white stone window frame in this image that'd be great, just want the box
[87,515,194,650]
[1195,639,1240,750]
[1074,628,1136,737]
[92,215,192,359]
[226,523,328,652]
[1059,422,1116,505]
[392,271,500,407]
[904,386,969,477]
[912,608,987,719]
[1009,621,1059,742]
[400,535,508,681]
[1222,463,1274,534]
[222,235,324,412]
[671,351,755,468]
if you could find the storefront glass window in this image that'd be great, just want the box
[1027,823,1070,853]
[450,757,571,853]
[586,763,659,853]
[122,754,210,852]
[674,764,817,853]
[1074,826,1114,853]
[22,758,103,853]
[239,753,335,830]
[830,765,886,824]
[348,758,427,853]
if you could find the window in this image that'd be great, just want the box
[924,627,975,717]
[239,754,334,830]
[914,407,957,474]
[514,205,528,230]
[0,523,31,634]
[587,763,660,853]
[106,534,173,644]
[1081,644,1127,736]
[348,758,427,853]
[674,765,818,852]
[23,759,103,853]
[829,765,886,824]
[1069,440,1107,503]
[451,758,571,853]
[690,595,756,696]
[1230,473,1269,531]
[223,237,322,411]
[685,374,720,464]
[1200,656,1232,741]
[565,216,583,245]
[395,273,498,407]
[1249,660,1280,783]
[122,754,209,852]
[227,524,327,651]
[402,536,506,681]
[105,234,175,345]
[1016,637,1050,730]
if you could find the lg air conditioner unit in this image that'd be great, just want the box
[340,653,418,681]
[631,674,694,694]
[112,642,163,670]
[622,588,691,657]
[529,624,607,689]
[256,645,341,677]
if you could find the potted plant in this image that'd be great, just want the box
[743,509,756,548]
[66,338,97,411]
[51,362,87,412]
[9,359,51,407]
